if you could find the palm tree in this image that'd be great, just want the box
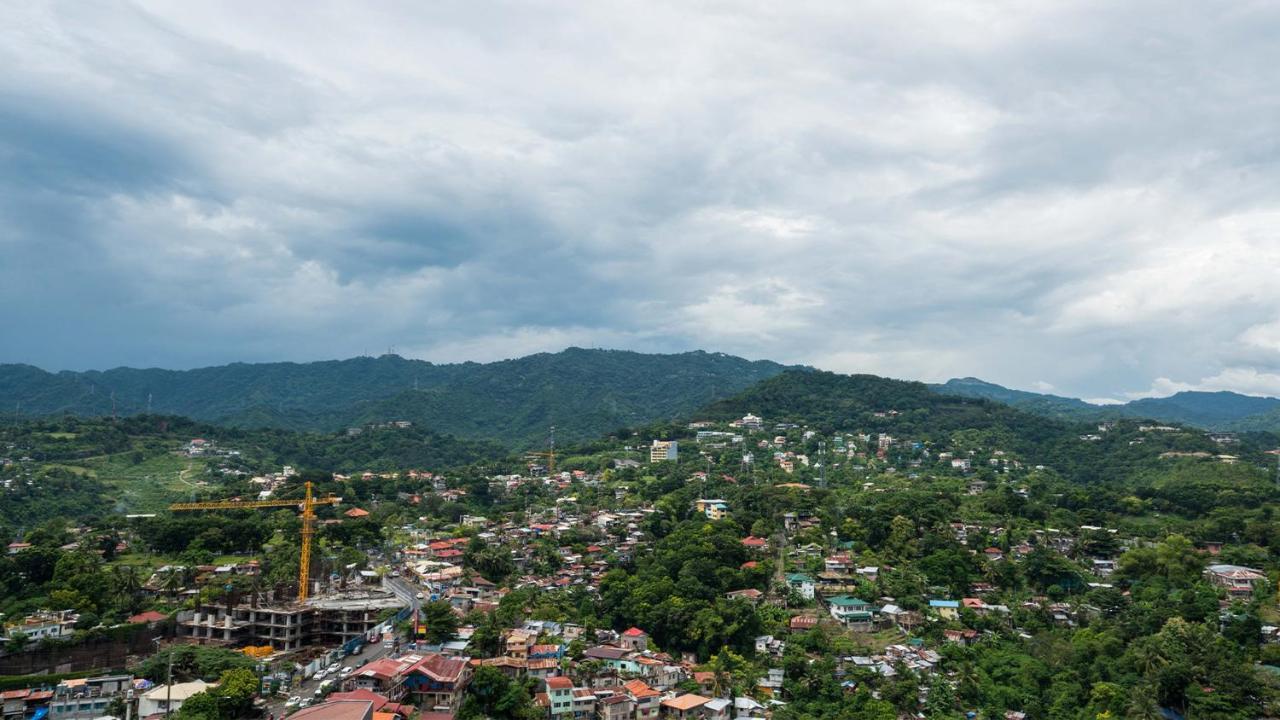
[112,566,143,613]
[160,569,184,599]
[1125,682,1163,720]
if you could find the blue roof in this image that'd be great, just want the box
[929,599,960,608]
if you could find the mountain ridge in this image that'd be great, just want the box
[931,377,1280,431]
[0,348,792,447]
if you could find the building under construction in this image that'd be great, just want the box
[176,588,405,652]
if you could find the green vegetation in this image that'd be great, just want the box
[5,364,1280,718]
[0,348,790,446]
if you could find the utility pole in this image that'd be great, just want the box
[152,637,173,718]
[166,648,173,719]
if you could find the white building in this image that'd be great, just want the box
[138,681,213,717]
[650,440,678,463]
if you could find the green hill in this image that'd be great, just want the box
[702,370,1251,483]
[932,377,1280,431]
[0,349,790,447]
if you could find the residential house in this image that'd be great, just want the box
[1204,564,1266,598]
[827,596,875,629]
[660,694,710,720]
[929,600,960,621]
[547,676,574,719]
[623,680,660,720]
[619,627,649,652]
[785,573,815,600]
[402,654,473,712]
[694,500,729,521]
[702,698,731,720]
[137,681,213,717]
[596,692,634,720]
[583,646,640,674]
[725,589,763,603]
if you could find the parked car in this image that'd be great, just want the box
[285,696,301,709]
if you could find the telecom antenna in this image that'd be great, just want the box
[147,393,153,414]
[819,440,827,489]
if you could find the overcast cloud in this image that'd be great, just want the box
[3,1,1280,401]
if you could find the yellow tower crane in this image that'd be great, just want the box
[525,426,557,477]
[524,450,556,478]
[169,481,340,602]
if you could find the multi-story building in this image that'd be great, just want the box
[623,680,660,720]
[4,610,78,643]
[649,440,678,463]
[546,676,574,719]
[175,590,404,651]
[694,500,728,521]
[48,675,132,720]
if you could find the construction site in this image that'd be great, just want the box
[175,587,405,651]
[167,481,409,652]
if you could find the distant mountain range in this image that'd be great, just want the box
[0,348,790,447]
[931,377,1280,432]
[6,347,1279,448]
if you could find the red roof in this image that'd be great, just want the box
[128,611,168,624]
[789,615,818,629]
[546,676,574,690]
[328,689,393,710]
[407,653,469,683]
[623,627,647,637]
[623,679,659,699]
[345,508,371,518]
[662,694,710,711]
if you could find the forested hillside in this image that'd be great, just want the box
[704,370,1279,483]
[0,349,789,447]
[933,377,1280,431]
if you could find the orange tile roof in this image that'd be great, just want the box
[661,694,710,711]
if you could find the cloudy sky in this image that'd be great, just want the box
[3,1,1280,401]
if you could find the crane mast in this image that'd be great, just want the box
[169,481,339,602]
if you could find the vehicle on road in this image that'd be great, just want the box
[340,667,354,677]
[285,697,301,709]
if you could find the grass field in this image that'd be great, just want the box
[82,450,212,513]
